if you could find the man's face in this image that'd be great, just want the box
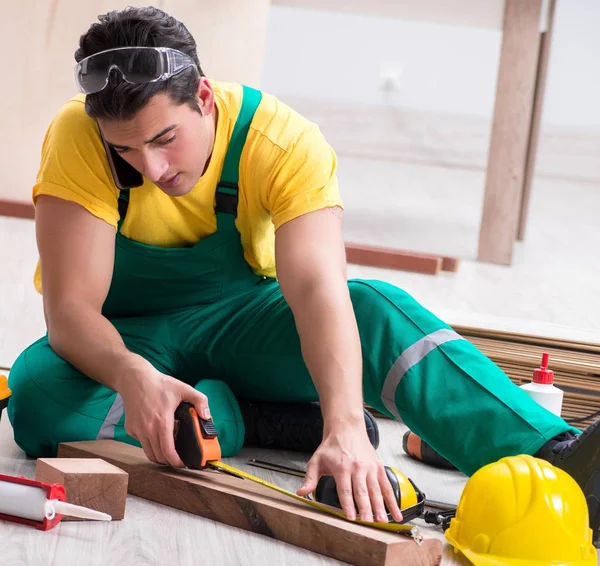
[98,79,216,197]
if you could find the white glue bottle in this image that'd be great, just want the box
[520,352,563,417]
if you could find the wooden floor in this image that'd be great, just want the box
[1,127,599,564]
[0,410,472,566]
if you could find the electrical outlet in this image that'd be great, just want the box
[380,64,404,92]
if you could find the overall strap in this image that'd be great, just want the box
[117,191,129,232]
[215,85,263,219]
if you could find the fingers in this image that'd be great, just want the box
[158,412,186,468]
[343,465,404,524]
[366,472,388,523]
[379,467,403,523]
[335,470,357,522]
[125,422,160,465]
[191,390,211,421]
[138,434,162,465]
[127,415,181,467]
[351,471,373,522]
[297,459,320,496]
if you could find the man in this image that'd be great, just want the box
[8,6,600,536]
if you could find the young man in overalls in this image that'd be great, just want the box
[8,6,600,537]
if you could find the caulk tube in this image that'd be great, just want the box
[47,500,111,521]
[0,473,111,530]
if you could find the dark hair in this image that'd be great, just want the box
[75,6,205,120]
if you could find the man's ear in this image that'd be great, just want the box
[196,77,214,116]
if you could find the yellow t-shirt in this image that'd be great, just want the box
[32,81,343,293]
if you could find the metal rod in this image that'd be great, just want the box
[247,459,305,478]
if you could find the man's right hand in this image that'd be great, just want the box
[117,362,211,468]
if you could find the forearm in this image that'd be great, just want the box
[290,282,365,431]
[46,301,150,391]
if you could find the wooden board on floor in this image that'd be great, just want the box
[0,199,34,220]
[57,440,443,566]
[345,243,459,275]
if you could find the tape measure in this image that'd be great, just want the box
[173,402,425,542]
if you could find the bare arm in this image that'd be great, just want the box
[275,206,364,429]
[36,195,208,467]
[36,195,149,386]
[275,207,402,524]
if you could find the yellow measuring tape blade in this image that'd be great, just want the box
[209,460,416,535]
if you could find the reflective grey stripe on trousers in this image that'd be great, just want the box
[96,393,125,439]
[381,328,464,420]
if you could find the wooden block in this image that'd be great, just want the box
[0,199,35,220]
[35,458,129,521]
[345,243,442,275]
[345,243,460,275]
[440,257,460,272]
[57,440,442,566]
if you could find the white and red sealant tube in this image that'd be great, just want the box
[0,473,111,530]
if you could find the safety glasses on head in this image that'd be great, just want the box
[74,46,198,95]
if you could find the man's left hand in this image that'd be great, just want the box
[296,424,404,524]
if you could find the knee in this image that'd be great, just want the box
[7,339,96,458]
[348,279,400,322]
[349,279,382,306]
[7,345,54,457]
[348,278,448,338]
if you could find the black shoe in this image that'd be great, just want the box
[240,400,380,452]
[534,420,600,546]
[402,431,457,470]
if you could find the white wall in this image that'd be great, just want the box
[261,0,600,128]
[0,0,270,201]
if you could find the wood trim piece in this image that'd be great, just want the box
[0,199,34,220]
[517,0,556,241]
[346,243,441,275]
[440,257,460,273]
[477,0,544,265]
[57,440,443,565]
[0,199,461,278]
[346,243,460,275]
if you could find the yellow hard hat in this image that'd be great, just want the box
[445,454,597,565]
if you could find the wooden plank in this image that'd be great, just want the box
[345,243,459,275]
[0,199,34,220]
[452,324,600,355]
[477,0,544,265]
[517,0,556,241]
[57,440,443,566]
[440,257,460,273]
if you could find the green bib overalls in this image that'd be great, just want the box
[7,86,575,476]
